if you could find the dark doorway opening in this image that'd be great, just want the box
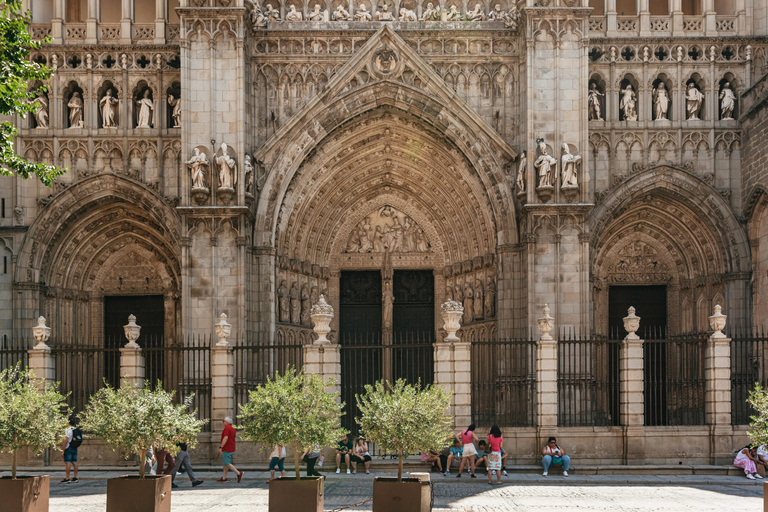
[392,270,434,385]
[608,285,667,338]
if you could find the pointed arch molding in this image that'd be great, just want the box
[590,165,749,278]
[15,175,182,290]
[254,25,518,253]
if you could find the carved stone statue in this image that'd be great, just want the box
[652,82,669,121]
[277,279,289,322]
[467,3,485,21]
[399,7,417,21]
[289,281,300,324]
[135,89,154,128]
[534,140,557,188]
[588,83,604,121]
[359,217,373,252]
[286,4,303,21]
[421,2,440,20]
[308,4,325,21]
[473,279,484,320]
[488,4,505,20]
[215,142,237,189]
[416,228,428,252]
[32,91,49,128]
[344,207,430,253]
[168,94,181,127]
[445,5,462,20]
[382,279,394,329]
[300,283,311,325]
[68,91,83,128]
[686,82,705,120]
[561,144,581,188]
[355,4,372,21]
[463,283,474,325]
[250,1,268,27]
[485,276,496,318]
[620,84,637,121]
[244,154,254,195]
[445,285,454,302]
[334,4,351,20]
[516,150,527,193]
[310,286,319,309]
[100,89,119,128]
[187,148,210,190]
[375,3,394,20]
[720,82,736,120]
[264,4,281,20]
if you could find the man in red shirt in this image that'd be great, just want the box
[218,417,244,482]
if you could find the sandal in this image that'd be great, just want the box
[217,478,228,482]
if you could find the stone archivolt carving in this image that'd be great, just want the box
[187,148,211,205]
[343,206,431,254]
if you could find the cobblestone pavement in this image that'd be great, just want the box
[40,471,763,512]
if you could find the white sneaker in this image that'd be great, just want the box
[756,474,764,479]
[543,472,548,477]
[747,474,756,480]
[502,470,508,476]
[336,468,340,474]
[346,469,351,474]
[563,471,569,477]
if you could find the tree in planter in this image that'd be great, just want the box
[238,367,347,480]
[748,383,768,446]
[356,379,453,482]
[81,381,208,478]
[0,365,69,479]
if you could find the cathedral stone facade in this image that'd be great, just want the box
[2,0,768,463]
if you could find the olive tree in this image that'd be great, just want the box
[748,383,768,446]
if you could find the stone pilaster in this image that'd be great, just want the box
[211,345,235,426]
[706,305,733,464]
[434,341,456,422]
[535,337,558,430]
[119,347,145,389]
[452,341,472,429]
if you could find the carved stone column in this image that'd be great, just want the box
[28,317,55,392]
[620,307,645,463]
[536,305,558,430]
[706,305,733,464]
[212,312,235,427]
[119,314,145,389]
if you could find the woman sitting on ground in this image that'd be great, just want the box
[350,437,372,474]
[734,445,764,480]
[542,437,570,477]
[420,450,443,472]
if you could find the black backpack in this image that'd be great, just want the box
[69,428,83,449]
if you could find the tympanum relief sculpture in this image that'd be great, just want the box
[187,148,211,205]
[343,206,431,254]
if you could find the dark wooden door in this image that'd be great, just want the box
[392,270,434,386]
[608,285,667,338]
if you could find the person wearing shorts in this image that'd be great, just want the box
[455,424,479,478]
[444,439,463,475]
[350,438,372,474]
[269,444,286,480]
[218,417,244,482]
[60,416,80,483]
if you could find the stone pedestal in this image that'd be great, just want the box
[211,345,235,425]
[303,344,341,397]
[27,347,55,392]
[434,340,471,429]
[620,337,644,463]
[705,335,733,463]
[119,347,145,389]
[535,337,558,430]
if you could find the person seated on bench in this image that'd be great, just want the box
[420,450,443,472]
[734,445,763,480]
[444,439,463,476]
[542,436,570,477]
[350,437,372,474]
[336,434,353,474]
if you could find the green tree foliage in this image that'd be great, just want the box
[0,1,62,185]
[356,379,453,482]
[748,383,768,446]
[82,381,208,478]
[0,365,69,478]
[238,367,347,480]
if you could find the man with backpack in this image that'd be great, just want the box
[61,416,83,483]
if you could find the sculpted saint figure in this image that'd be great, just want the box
[215,142,237,189]
[277,280,289,322]
[250,1,268,27]
[560,143,582,188]
[187,148,210,190]
[488,3,505,19]
[300,283,311,326]
[264,4,281,20]
[286,4,303,20]
[334,4,351,20]
[467,3,485,21]
[373,225,384,252]
[399,7,417,21]
[32,91,49,128]
[382,280,395,329]
[474,279,484,320]
[516,150,527,193]
[485,276,496,318]
[168,94,181,127]
[359,218,373,253]
[463,283,474,325]
[310,286,319,311]
[620,84,637,121]
[308,4,324,20]
[534,141,557,188]
[588,83,604,121]
[346,227,361,252]
[355,4,372,20]
[375,3,394,20]
[421,2,440,20]
[136,89,154,128]
[686,82,705,120]
[244,154,254,195]
[289,282,301,324]
[68,91,83,128]
[415,228,428,252]
[100,89,119,128]
[720,82,736,120]
[652,82,669,121]
[445,5,462,20]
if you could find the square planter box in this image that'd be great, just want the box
[373,476,431,512]
[268,476,324,512]
[106,475,172,512]
[0,475,50,512]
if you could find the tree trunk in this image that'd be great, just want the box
[12,449,17,479]
[293,439,301,480]
[397,448,403,482]
[139,449,147,479]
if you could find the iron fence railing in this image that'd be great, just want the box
[51,343,122,416]
[472,337,537,427]
[731,328,768,425]
[0,337,29,371]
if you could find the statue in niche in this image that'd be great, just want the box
[375,3,395,20]
[355,4,372,21]
[215,142,237,189]
[277,279,289,322]
[463,282,474,325]
[136,89,154,128]
[100,89,119,128]
[244,154,254,196]
[168,94,181,127]
[310,286,319,308]
[334,4,351,20]
[264,3,281,20]
[399,7,417,21]
[286,4,303,20]
[187,148,210,190]
[686,82,705,120]
[250,1,268,27]
[421,2,440,20]
[289,281,301,324]
[300,283,310,326]
[620,84,637,121]
[68,91,83,128]
[515,150,527,193]
[652,82,669,121]
[485,276,496,318]
[382,279,395,329]
[474,279,484,320]
[32,91,48,128]
[308,4,325,21]
[588,83,604,121]
[445,285,454,302]
[534,139,556,188]
[445,5,462,20]
[561,144,581,188]
[466,3,485,21]
[720,82,736,120]
[454,283,464,306]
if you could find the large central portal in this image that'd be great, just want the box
[339,269,435,437]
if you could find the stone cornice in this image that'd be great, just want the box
[177,7,247,17]
[176,205,255,222]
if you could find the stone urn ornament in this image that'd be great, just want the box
[623,306,641,340]
[123,314,141,348]
[440,299,464,342]
[215,312,232,347]
[709,304,727,339]
[310,295,334,345]
[537,304,554,341]
[32,316,52,350]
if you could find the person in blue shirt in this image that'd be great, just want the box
[444,439,463,476]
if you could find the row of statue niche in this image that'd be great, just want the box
[513,139,581,193]
[444,276,496,324]
[250,1,519,28]
[345,206,429,253]
[589,81,736,122]
[277,280,325,326]
[186,143,239,192]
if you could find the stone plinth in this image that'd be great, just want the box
[119,346,145,389]
[452,341,472,429]
[211,345,235,428]
[705,334,733,464]
[535,337,558,429]
[303,344,341,398]
[27,346,55,392]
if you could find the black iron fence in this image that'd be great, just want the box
[644,335,706,426]
[0,336,29,371]
[472,337,537,427]
[51,343,122,416]
[731,328,768,425]
[557,332,620,427]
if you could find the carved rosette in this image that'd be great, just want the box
[310,295,334,345]
[441,299,464,342]
[123,314,141,348]
[623,306,641,340]
[709,304,727,339]
[537,304,554,341]
[32,316,52,351]
[215,312,232,347]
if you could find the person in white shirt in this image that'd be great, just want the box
[268,444,286,480]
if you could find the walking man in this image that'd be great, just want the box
[218,417,244,482]
[60,416,82,483]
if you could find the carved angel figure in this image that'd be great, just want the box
[445,5,462,20]
[534,141,557,187]
[421,2,440,20]
[399,7,417,21]
[720,82,736,120]
[560,143,581,188]
[620,84,637,121]
[375,3,394,20]
[32,91,49,128]
[516,150,527,193]
[334,4,351,20]
[686,82,705,120]
[308,4,325,20]
[652,82,669,121]
[355,4,372,20]
[136,89,154,128]
[100,89,119,128]
[215,142,237,189]
[467,3,485,21]
[68,91,83,128]
[187,148,210,190]
[168,94,181,127]
[588,83,604,121]
[285,4,303,21]
[264,3,281,20]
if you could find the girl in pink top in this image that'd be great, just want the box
[454,424,479,478]
[486,425,503,484]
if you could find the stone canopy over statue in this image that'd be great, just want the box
[344,206,430,253]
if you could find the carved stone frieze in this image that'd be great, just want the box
[343,205,430,254]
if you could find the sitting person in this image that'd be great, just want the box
[420,450,443,472]
[756,444,768,477]
[734,445,764,480]
[475,440,489,469]
[336,434,353,474]
[444,438,463,475]
[542,437,570,477]
[350,437,372,474]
